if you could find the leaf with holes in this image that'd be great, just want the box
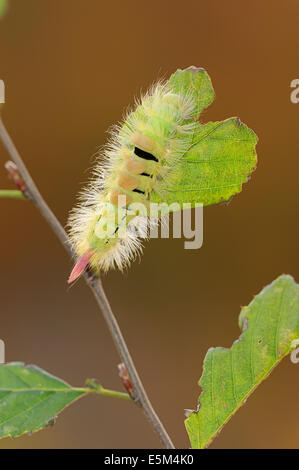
[0,362,88,438]
[151,67,258,209]
[120,66,257,211]
[185,274,299,449]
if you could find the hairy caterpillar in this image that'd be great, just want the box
[68,67,258,282]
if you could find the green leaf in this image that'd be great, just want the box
[0,362,87,438]
[152,117,257,208]
[0,0,7,18]
[150,67,257,209]
[185,274,299,449]
[168,66,215,117]
[0,363,130,439]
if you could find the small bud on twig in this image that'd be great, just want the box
[5,160,28,195]
[118,363,138,402]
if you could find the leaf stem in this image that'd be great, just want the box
[85,379,131,401]
[0,189,25,199]
[0,115,175,449]
[95,387,130,400]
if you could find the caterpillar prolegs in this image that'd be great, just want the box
[68,66,258,282]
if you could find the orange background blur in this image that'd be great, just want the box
[0,0,298,449]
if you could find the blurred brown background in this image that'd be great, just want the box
[0,0,298,449]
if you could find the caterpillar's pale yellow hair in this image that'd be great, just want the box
[68,80,199,282]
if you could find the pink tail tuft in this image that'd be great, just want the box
[68,248,94,284]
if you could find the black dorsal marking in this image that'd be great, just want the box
[134,146,158,162]
[133,188,145,195]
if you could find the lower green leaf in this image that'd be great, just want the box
[0,362,87,438]
[185,274,299,449]
[0,0,7,18]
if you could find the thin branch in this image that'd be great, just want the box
[0,189,25,199]
[0,115,175,449]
